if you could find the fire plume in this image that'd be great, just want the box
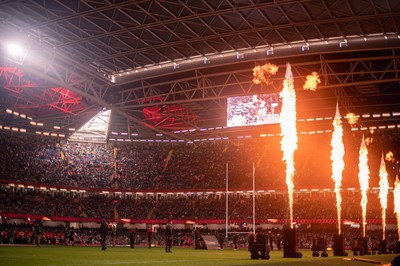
[303,72,320,91]
[280,62,298,229]
[385,151,394,162]
[330,104,345,235]
[378,154,389,240]
[253,63,279,85]
[358,136,370,237]
[345,113,358,126]
[394,176,400,241]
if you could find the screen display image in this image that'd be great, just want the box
[227,93,281,127]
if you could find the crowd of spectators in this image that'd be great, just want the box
[0,129,400,250]
[1,129,399,191]
[0,185,396,221]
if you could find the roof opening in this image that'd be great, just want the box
[68,109,111,143]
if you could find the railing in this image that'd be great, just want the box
[1,212,397,225]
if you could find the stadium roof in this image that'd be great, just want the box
[0,0,400,141]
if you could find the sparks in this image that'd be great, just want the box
[330,103,345,235]
[394,176,400,241]
[280,62,298,229]
[303,71,320,91]
[378,154,389,240]
[385,151,394,162]
[253,63,279,85]
[358,135,370,237]
[345,113,358,126]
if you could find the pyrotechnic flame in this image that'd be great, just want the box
[253,63,279,85]
[303,72,320,91]
[280,62,298,229]
[379,154,389,240]
[358,135,370,237]
[385,151,394,162]
[365,137,373,146]
[394,176,400,241]
[345,113,358,126]
[330,103,345,235]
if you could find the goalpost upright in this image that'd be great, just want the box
[225,162,229,239]
[225,162,256,239]
[252,162,255,235]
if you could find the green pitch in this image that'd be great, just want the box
[0,246,396,266]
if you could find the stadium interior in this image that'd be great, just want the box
[1,0,400,261]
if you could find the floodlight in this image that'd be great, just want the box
[4,42,27,64]
[6,42,24,57]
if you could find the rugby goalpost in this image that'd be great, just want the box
[225,162,256,239]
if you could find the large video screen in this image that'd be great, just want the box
[227,93,281,127]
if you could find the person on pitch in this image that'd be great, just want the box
[147,226,153,248]
[165,223,172,253]
[100,219,108,250]
[129,229,136,249]
[233,232,239,250]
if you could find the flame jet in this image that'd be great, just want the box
[345,113,358,126]
[330,103,345,235]
[394,176,400,241]
[252,63,278,85]
[303,72,320,91]
[280,62,298,228]
[358,135,370,237]
[378,154,389,240]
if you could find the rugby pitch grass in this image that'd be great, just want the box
[0,246,396,266]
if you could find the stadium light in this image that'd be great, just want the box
[339,39,348,48]
[236,52,244,59]
[4,42,27,64]
[5,42,24,57]
[301,43,310,51]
